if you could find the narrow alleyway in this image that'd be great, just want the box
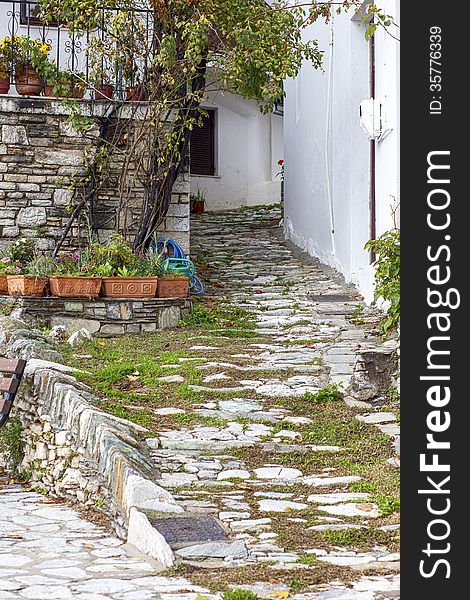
[1,206,400,599]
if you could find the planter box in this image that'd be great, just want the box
[7,276,47,297]
[157,276,189,298]
[101,277,158,298]
[49,276,102,298]
[0,275,7,295]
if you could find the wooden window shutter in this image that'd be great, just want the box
[190,110,215,176]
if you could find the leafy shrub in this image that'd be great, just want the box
[365,229,400,332]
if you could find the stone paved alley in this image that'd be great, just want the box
[1,207,400,598]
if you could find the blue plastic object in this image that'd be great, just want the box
[154,238,204,295]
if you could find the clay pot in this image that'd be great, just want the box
[94,83,115,101]
[100,276,158,298]
[0,77,11,95]
[15,68,43,96]
[192,200,205,214]
[126,85,146,101]
[7,275,47,297]
[0,275,8,295]
[49,276,102,298]
[44,82,86,99]
[157,276,189,298]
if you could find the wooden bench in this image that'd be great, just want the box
[0,359,27,428]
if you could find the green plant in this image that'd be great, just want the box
[365,228,400,332]
[0,416,25,475]
[11,36,52,75]
[222,590,258,600]
[87,235,163,277]
[302,383,343,403]
[0,37,12,78]
[0,255,12,274]
[24,255,57,277]
[6,237,35,266]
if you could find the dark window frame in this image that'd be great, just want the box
[20,1,58,27]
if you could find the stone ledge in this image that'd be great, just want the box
[0,315,185,565]
[1,295,192,336]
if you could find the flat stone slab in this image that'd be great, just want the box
[254,467,303,480]
[357,412,397,424]
[303,475,361,487]
[217,470,251,481]
[258,500,308,512]
[307,492,370,504]
[175,540,247,559]
[318,502,379,518]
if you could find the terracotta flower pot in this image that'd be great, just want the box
[126,85,146,101]
[44,82,86,99]
[7,275,47,297]
[0,275,8,295]
[15,68,43,96]
[157,276,189,298]
[49,276,102,298]
[101,276,158,298]
[0,76,11,95]
[94,84,115,101]
[192,200,205,214]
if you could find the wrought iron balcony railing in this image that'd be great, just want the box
[0,0,154,101]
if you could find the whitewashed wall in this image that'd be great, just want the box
[191,91,283,212]
[283,1,399,303]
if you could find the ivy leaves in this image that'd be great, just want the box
[365,229,400,332]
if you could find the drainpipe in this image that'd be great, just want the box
[369,32,376,263]
[325,19,336,255]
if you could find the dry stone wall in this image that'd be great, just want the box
[0,97,190,253]
[0,315,184,566]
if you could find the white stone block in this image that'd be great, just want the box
[127,507,174,567]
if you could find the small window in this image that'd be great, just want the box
[20,1,58,26]
[190,109,216,176]
[20,1,43,25]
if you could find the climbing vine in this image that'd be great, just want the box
[365,227,400,332]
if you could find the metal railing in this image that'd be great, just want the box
[0,0,154,100]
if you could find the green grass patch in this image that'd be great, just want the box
[302,383,343,403]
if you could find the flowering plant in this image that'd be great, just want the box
[6,237,35,266]
[0,37,12,78]
[0,256,12,274]
[276,159,284,182]
[11,36,52,75]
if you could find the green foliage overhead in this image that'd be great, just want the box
[38,0,372,111]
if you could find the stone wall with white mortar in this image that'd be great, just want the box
[0,97,190,254]
[0,315,183,566]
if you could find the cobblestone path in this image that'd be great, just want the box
[1,207,400,598]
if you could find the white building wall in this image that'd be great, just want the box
[284,2,399,303]
[191,92,283,212]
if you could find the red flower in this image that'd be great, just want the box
[278,159,284,166]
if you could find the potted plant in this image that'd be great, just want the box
[190,187,206,214]
[0,255,10,294]
[0,37,12,94]
[6,254,53,297]
[89,235,161,298]
[44,69,87,99]
[157,271,189,298]
[14,36,51,96]
[48,252,102,298]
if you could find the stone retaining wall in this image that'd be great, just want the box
[0,97,190,253]
[0,315,184,566]
[0,294,192,336]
